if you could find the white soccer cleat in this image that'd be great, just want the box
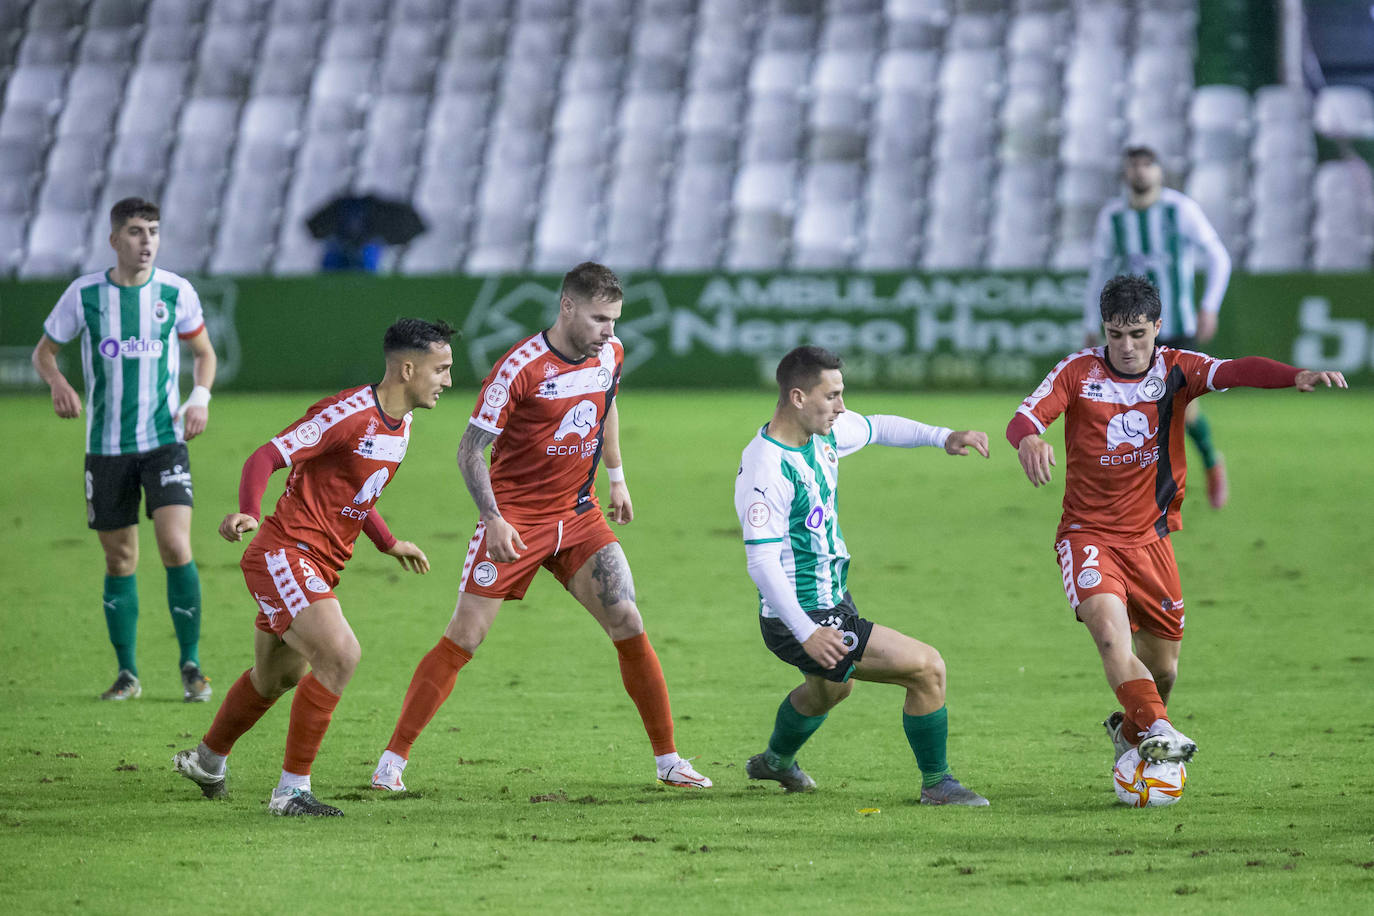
[657,756,712,788]
[1138,720,1197,764]
[371,760,407,792]
[172,747,227,799]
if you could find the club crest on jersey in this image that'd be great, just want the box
[1139,375,1166,400]
[1105,410,1157,451]
[554,400,598,441]
[821,443,837,464]
[154,303,168,323]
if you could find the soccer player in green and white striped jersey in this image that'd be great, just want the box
[31,198,218,703]
[733,345,991,805]
[1086,146,1234,508]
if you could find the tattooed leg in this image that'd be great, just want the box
[569,543,644,639]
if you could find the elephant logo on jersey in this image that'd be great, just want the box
[1105,410,1157,451]
[352,467,390,505]
[554,400,598,441]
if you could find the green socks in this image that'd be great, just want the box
[763,696,828,770]
[166,561,202,668]
[1186,414,1219,469]
[903,706,952,788]
[103,574,139,675]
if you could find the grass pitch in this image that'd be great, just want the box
[2,388,1372,914]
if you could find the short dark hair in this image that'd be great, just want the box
[776,345,843,398]
[110,197,159,230]
[561,261,622,303]
[1100,275,1162,325]
[1123,145,1158,163]
[383,318,457,354]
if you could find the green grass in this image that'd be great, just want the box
[2,388,1372,914]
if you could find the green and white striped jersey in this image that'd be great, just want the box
[735,411,873,617]
[43,268,205,456]
[1086,187,1232,339]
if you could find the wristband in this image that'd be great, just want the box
[184,385,212,409]
[606,465,625,483]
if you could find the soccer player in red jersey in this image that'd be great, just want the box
[371,262,711,792]
[173,319,453,816]
[1007,275,1347,767]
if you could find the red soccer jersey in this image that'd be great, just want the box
[470,331,622,519]
[256,385,413,569]
[1016,346,1227,546]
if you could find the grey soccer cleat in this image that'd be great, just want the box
[268,787,343,817]
[1104,710,1133,761]
[100,669,141,701]
[1138,720,1197,764]
[919,775,990,807]
[181,662,212,702]
[745,753,817,793]
[173,747,228,799]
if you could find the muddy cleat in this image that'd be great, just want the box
[268,786,343,816]
[745,753,817,793]
[370,760,406,792]
[657,756,712,788]
[1206,456,1228,509]
[919,775,990,807]
[1104,711,1133,761]
[173,747,228,799]
[1139,720,1197,764]
[181,663,212,702]
[100,669,141,701]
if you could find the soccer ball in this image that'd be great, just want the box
[1112,747,1186,807]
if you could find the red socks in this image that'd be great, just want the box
[282,673,341,776]
[386,636,473,758]
[1114,677,1169,746]
[614,632,676,755]
[203,669,278,757]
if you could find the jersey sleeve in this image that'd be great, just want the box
[469,359,529,436]
[1173,349,1229,399]
[42,280,85,344]
[735,453,793,545]
[831,410,872,457]
[173,278,206,338]
[1015,352,1083,434]
[1176,195,1232,316]
[270,395,351,466]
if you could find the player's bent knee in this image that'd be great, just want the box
[908,646,946,689]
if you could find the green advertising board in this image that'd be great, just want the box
[3,271,1372,393]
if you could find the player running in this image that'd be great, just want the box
[735,346,991,805]
[173,319,452,816]
[32,197,218,702]
[1008,275,1347,768]
[371,262,711,793]
[1087,146,1233,507]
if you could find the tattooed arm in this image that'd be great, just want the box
[457,423,527,562]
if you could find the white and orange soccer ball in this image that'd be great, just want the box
[1112,747,1186,807]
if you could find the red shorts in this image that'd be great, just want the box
[1054,533,1185,640]
[459,508,618,600]
[241,542,340,635]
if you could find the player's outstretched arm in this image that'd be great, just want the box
[384,540,430,574]
[944,430,990,457]
[1295,369,1348,392]
[32,336,81,419]
[457,423,527,561]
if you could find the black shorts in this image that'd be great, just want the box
[85,442,194,531]
[760,592,875,683]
